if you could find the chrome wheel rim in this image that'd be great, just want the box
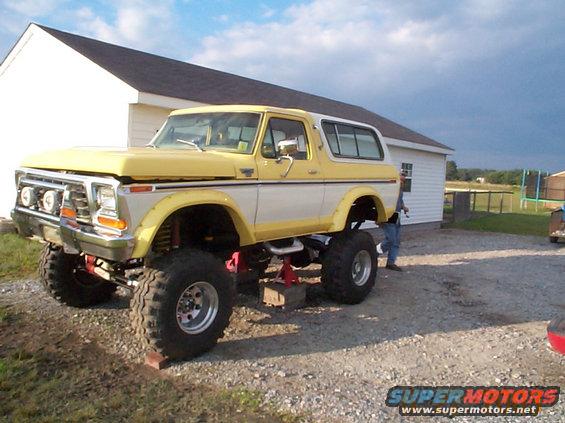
[176,281,219,334]
[351,250,372,286]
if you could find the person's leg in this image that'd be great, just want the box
[378,223,394,254]
[386,224,401,265]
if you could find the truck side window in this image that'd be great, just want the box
[261,118,309,160]
[322,122,340,154]
[354,127,382,159]
[262,126,277,158]
[322,121,384,160]
[336,124,358,156]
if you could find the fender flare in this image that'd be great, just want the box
[130,190,256,258]
[327,186,392,232]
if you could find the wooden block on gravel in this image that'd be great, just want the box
[145,351,168,370]
[260,282,306,310]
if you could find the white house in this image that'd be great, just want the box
[0,24,453,227]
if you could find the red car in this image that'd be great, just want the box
[547,317,565,355]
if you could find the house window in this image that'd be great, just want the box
[401,163,413,192]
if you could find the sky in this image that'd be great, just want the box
[0,0,564,172]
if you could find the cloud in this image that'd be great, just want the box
[71,0,177,52]
[0,0,67,41]
[189,0,558,104]
[260,4,275,19]
[0,0,180,55]
[3,0,65,17]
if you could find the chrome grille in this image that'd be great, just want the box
[68,185,90,222]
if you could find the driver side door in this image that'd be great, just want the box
[254,114,324,240]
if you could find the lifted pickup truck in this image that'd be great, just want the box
[12,105,399,359]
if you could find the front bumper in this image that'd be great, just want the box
[11,207,135,262]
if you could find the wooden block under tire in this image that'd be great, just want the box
[145,351,168,370]
[260,282,306,310]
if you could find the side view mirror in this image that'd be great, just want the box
[277,139,299,157]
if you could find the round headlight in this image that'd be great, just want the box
[42,190,60,214]
[20,187,36,207]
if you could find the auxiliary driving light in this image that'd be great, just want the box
[20,186,36,207]
[42,190,60,214]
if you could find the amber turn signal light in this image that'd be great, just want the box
[97,216,128,230]
[130,185,153,193]
[60,207,77,219]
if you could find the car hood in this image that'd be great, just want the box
[21,147,238,180]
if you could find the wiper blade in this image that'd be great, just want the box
[176,139,204,152]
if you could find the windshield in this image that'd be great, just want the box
[151,112,261,154]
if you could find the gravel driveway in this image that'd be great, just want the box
[2,229,564,421]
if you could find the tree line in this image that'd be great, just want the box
[446,160,523,185]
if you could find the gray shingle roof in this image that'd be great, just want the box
[38,24,452,151]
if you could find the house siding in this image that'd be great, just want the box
[387,145,447,225]
[128,104,172,147]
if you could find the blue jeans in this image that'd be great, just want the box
[380,222,401,265]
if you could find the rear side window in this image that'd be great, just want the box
[322,121,383,160]
[322,122,339,153]
[355,127,381,158]
[336,124,358,156]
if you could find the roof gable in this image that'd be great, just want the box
[36,24,452,151]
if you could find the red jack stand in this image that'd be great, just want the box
[274,256,300,287]
[225,252,248,273]
[85,255,96,273]
[261,257,304,309]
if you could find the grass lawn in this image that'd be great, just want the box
[444,181,557,236]
[0,306,302,422]
[0,234,43,282]
[447,213,550,237]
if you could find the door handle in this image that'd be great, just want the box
[308,169,318,175]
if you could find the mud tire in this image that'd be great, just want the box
[131,249,235,359]
[321,230,377,304]
[40,244,116,307]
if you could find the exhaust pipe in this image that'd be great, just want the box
[264,238,304,255]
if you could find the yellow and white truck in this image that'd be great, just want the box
[12,105,400,359]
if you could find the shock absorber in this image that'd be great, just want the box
[171,216,181,249]
[153,220,172,254]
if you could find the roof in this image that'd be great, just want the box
[36,24,452,151]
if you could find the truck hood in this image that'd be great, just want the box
[21,147,237,180]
